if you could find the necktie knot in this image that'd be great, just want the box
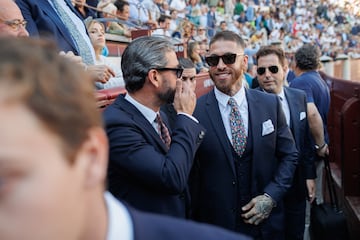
[228,97,238,107]
[156,113,171,149]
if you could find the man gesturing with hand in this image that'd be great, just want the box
[103,36,205,219]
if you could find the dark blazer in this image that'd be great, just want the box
[283,87,316,197]
[127,205,253,240]
[16,0,84,54]
[190,88,298,237]
[103,94,206,218]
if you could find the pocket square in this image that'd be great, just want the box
[300,111,306,121]
[262,119,274,136]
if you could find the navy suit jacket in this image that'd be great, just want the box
[283,87,316,198]
[103,94,206,218]
[127,205,252,240]
[16,0,83,54]
[190,88,298,236]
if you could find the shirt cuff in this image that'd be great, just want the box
[178,112,199,123]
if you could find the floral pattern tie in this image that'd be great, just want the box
[156,113,171,149]
[228,98,246,157]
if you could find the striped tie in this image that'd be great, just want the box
[52,0,94,65]
[228,98,247,157]
[156,113,171,149]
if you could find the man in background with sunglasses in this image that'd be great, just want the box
[161,57,197,130]
[190,31,298,239]
[103,36,206,219]
[256,46,316,240]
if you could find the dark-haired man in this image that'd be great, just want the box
[103,36,206,218]
[256,45,316,240]
[190,30,298,239]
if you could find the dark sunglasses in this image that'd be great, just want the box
[257,66,279,75]
[155,67,184,78]
[205,53,243,67]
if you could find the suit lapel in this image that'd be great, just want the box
[206,91,236,176]
[41,0,79,53]
[284,88,299,142]
[114,95,169,152]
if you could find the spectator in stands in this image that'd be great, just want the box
[187,41,209,74]
[86,19,124,88]
[256,45,316,240]
[73,0,98,20]
[108,0,132,38]
[142,0,161,25]
[0,0,29,37]
[103,36,206,218]
[0,36,253,240]
[290,44,330,206]
[16,0,116,85]
[152,14,172,37]
[190,30,298,240]
[169,0,187,19]
[161,57,197,129]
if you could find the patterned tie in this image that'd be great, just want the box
[228,98,247,157]
[52,0,94,65]
[156,113,171,148]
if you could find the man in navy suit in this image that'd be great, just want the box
[256,45,316,240]
[15,0,115,84]
[190,31,298,240]
[103,36,206,218]
[0,37,252,240]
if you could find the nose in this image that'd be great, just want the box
[18,27,29,37]
[264,68,272,77]
[216,57,227,69]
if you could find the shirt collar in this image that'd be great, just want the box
[125,94,158,123]
[277,88,285,100]
[214,85,246,108]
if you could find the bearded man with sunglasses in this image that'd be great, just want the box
[256,46,316,240]
[190,31,298,240]
[103,36,206,219]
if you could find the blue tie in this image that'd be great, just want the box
[228,98,247,157]
[52,0,94,65]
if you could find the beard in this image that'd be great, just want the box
[158,86,176,104]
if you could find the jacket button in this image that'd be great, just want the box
[232,181,236,185]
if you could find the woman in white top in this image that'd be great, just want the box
[86,19,124,89]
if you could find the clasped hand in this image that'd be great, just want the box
[241,194,275,225]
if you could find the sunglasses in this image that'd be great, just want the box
[205,53,243,67]
[257,66,279,75]
[155,67,184,78]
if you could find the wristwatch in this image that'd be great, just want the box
[315,143,327,151]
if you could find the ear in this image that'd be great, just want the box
[76,127,109,189]
[147,69,161,88]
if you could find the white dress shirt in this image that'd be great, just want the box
[105,192,133,240]
[214,86,249,143]
[277,89,291,127]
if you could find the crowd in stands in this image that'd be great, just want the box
[88,0,360,88]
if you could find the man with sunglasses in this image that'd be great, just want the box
[190,31,298,239]
[103,36,206,219]
[256,45,316,240]
[161,57,197,130]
